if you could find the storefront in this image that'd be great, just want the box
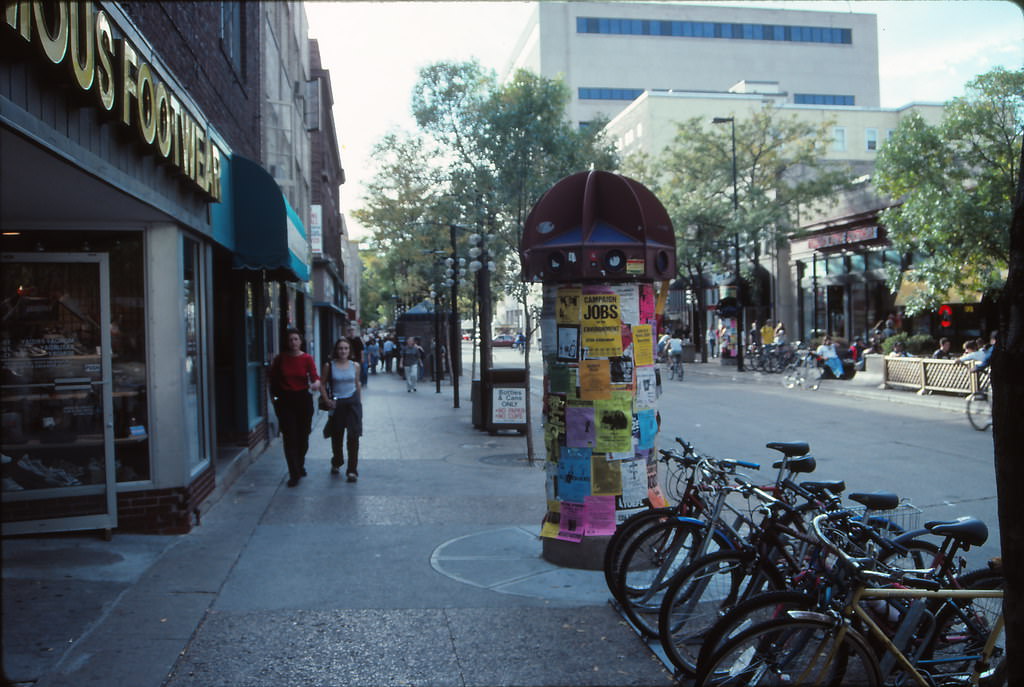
[1,3,307,534]
[789,210,903,343]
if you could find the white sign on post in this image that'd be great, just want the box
[492,387,526,423]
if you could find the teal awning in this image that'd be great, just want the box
[211,155,309,282]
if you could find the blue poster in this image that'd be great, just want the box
[558,447,592,503]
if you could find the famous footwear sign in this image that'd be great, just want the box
[4,1,224,202]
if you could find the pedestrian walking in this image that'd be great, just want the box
[347,326,367,388]
[366,337,380,374]
[320,338,362,482]
[269,327,320,487]
[399,336,425,392]
[382,336,396,373]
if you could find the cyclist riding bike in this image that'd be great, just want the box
[668,331,685,380]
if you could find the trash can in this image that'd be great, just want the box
[485,368,527,434]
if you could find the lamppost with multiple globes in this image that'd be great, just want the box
[467,231,496,428]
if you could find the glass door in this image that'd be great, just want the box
[1,253,117,534]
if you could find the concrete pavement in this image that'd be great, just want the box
[2,362,669,687]
[2,352,974,687]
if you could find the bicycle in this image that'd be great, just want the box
[692,509,988,678]
[696,511,1005,686]
[965,367,992,431]
[781,344,823,391]
[669,352,684,380]
[610,443,823,638]
[658,487,916,677]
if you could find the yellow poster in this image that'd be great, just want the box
[578,359,611,400]
[556,287,582,324]
[581,292,622,358]
[632,324,654,367]
[594,396,634,453]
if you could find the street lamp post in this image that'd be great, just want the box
[468,232,495,430]
[430,287,442,394]
[712,116,744,372]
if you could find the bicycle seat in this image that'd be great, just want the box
[849,491,899,511]
[924,517,989,547]
[766,441,810,457]
[772,456,816,473]
[800,479,845,495]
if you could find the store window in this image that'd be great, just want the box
[0,232,150,491]
[245,281,263,428]
[183,238,208,473]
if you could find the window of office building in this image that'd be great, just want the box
[578,87,645,101]
[832,127,847,152]
[576,16,851,44]
[865,128,878,151]
[794,93,855,106]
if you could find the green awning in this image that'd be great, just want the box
[228,155,309,282]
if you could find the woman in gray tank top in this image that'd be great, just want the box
[320,338,363,481]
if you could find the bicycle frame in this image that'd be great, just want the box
[854,585,1001,686]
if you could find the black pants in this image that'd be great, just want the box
[275,390,313,480]
[328,404,360,474]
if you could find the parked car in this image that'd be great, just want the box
[492,334,515,347]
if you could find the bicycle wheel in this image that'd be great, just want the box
[614,518,721,637]
[781,364,799,389]
[803,362,823,390]
[967,392,992,431]
[696,590,817,672]
[659,550,785,676]
[698,617,881,686]
[602,507,674,595]
[919,568,1005,686]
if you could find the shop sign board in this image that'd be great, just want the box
[4,2,225,202]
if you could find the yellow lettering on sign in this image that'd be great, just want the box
[68,2,94,91]
[4,1,223,202]
[5,2,33,41]
[119,38,138,128]
[34,2,68,64]
[95,10,115,111]
[136,61,157,144]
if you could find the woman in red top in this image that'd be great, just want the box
[269,328,321,487]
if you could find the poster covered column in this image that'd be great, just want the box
[521,170,677,569]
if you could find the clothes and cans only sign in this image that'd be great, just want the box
[492,387,526,424]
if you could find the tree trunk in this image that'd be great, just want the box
[993,140,1023,682]
[522,300,536,465]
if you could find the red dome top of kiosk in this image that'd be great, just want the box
[520,170,676,283]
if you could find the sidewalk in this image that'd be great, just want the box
[682,357,968,415]
[2,367,671,687]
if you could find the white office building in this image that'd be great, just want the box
[504,1,880,128]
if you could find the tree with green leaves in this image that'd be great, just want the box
[355,60,619,462]
[624,104,851,354]
[875,67,1023,314]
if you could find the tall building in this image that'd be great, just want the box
[504,1,879,128]
[309,38,349,368]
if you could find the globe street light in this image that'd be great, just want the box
[712,116,744,372]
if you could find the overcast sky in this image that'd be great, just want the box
[305,1,1023,241]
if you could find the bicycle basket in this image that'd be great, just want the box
[849,500,922,534]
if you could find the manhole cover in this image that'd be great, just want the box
[479,453,535,467]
